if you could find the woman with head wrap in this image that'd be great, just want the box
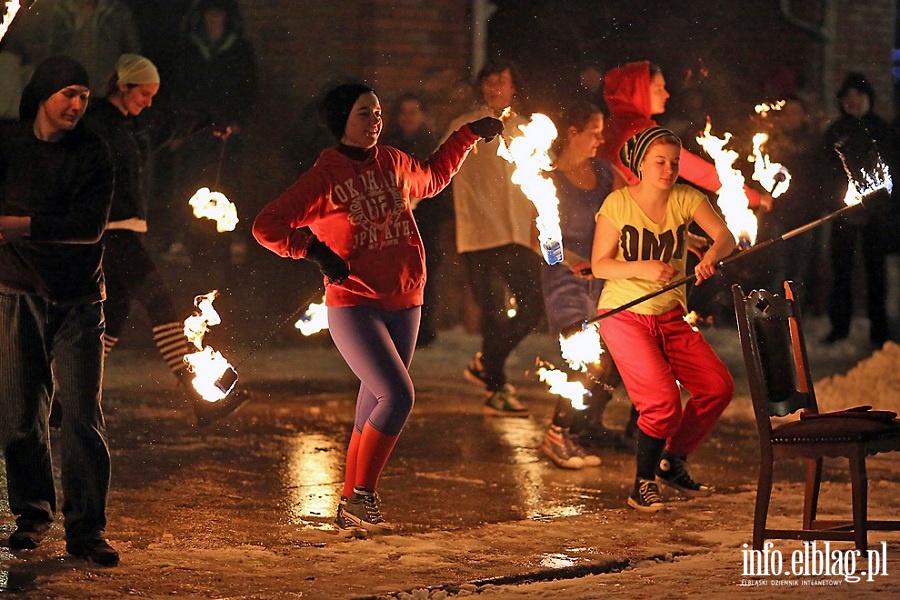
[82,53,246,426]
[253,82,502,537]
[0,55,119,566]
[591,127,735,513]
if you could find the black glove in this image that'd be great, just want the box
[467,117,504,142]
[305,237,350,283]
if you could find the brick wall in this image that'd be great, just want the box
[831,0,896,117]
[238,0,471,211]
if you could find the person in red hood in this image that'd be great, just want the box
[253,83,502,537]
[600,60,769,211]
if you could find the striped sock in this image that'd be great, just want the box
[152,321,192,375]
[103,334,119,359]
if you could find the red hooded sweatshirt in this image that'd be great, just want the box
[600,61,761,209]
[253,126,478,311]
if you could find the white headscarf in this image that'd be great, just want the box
[115,54,160,86]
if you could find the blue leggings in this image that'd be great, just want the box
[327,305,420,436]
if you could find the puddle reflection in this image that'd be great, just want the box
[283,433,343,529]
[485,418,585,520]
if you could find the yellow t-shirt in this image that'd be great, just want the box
[597,183,705,315]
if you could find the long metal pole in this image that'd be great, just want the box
[560,200,864,339]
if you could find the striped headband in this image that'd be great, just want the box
[620,126,679,179]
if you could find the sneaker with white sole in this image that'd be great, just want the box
[333,496,366,538]
[655,453,712,497]
[628,478,666,513]
[340,487,394,535]
[542,425,585,469]
[563,429,601,467]
[483,384,528,417]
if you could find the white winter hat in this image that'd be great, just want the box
[115,54,160,86]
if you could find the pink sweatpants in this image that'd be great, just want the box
[598,306,734,456]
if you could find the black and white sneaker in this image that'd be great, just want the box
[627,478,666,513]
[655,453,712,497]
[341,487,394,535]
[333,496,366,538]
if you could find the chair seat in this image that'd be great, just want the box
[773,417,900,445]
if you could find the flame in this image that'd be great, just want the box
[695,120,758,246]
[182,290,238,402]
[754,100,785,118]
[749,132,791,199]
[188,187,238,232]
[295,294,328,336]
[558,322,604,372]
[536,365,589,410]
[836,150,893,207]
[496,113,564,265]
[0,1,22,43]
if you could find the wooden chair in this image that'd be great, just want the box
[731,281,900,550]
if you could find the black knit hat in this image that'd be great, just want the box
[620,126,680,179]
[19,55,90,121]
[320,83,376,141]
[837,72,875,101]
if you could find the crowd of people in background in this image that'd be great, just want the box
[4,0,900,555]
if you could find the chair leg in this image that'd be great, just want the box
[848,450,868,551]
[802,458,823,530]
[754,459,775,550]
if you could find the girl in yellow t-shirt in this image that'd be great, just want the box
[591,127,735,513]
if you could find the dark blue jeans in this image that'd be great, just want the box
[0,293,110,541]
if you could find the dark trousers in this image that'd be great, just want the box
[828,218,889,339]
[0,293,110,541]
[463,244,544,390]
[103,230,180,338]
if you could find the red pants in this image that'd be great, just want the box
[598,307,734,456]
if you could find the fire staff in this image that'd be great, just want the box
[253,83,502,536]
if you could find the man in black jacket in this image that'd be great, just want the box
[0,55,119,567]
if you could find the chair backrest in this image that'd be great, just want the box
[732,282,819,437]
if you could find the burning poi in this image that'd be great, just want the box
[183,290,239,402]
[295,293,328,336]
[188,187,239,232]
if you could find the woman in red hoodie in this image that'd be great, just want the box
[253,83,501,537]
[601,60,767,211]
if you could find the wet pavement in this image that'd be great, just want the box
[2,265,900,598]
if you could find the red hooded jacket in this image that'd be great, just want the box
[253,126,478,310]
[600,61,761,209]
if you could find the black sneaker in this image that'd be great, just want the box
[341,487,393,535]
[8,523,50,550]
[65,537,120,567]
[193,388,251,427]
[333,496,366,538]
[655,454,712,497]
[627,478,666,513]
